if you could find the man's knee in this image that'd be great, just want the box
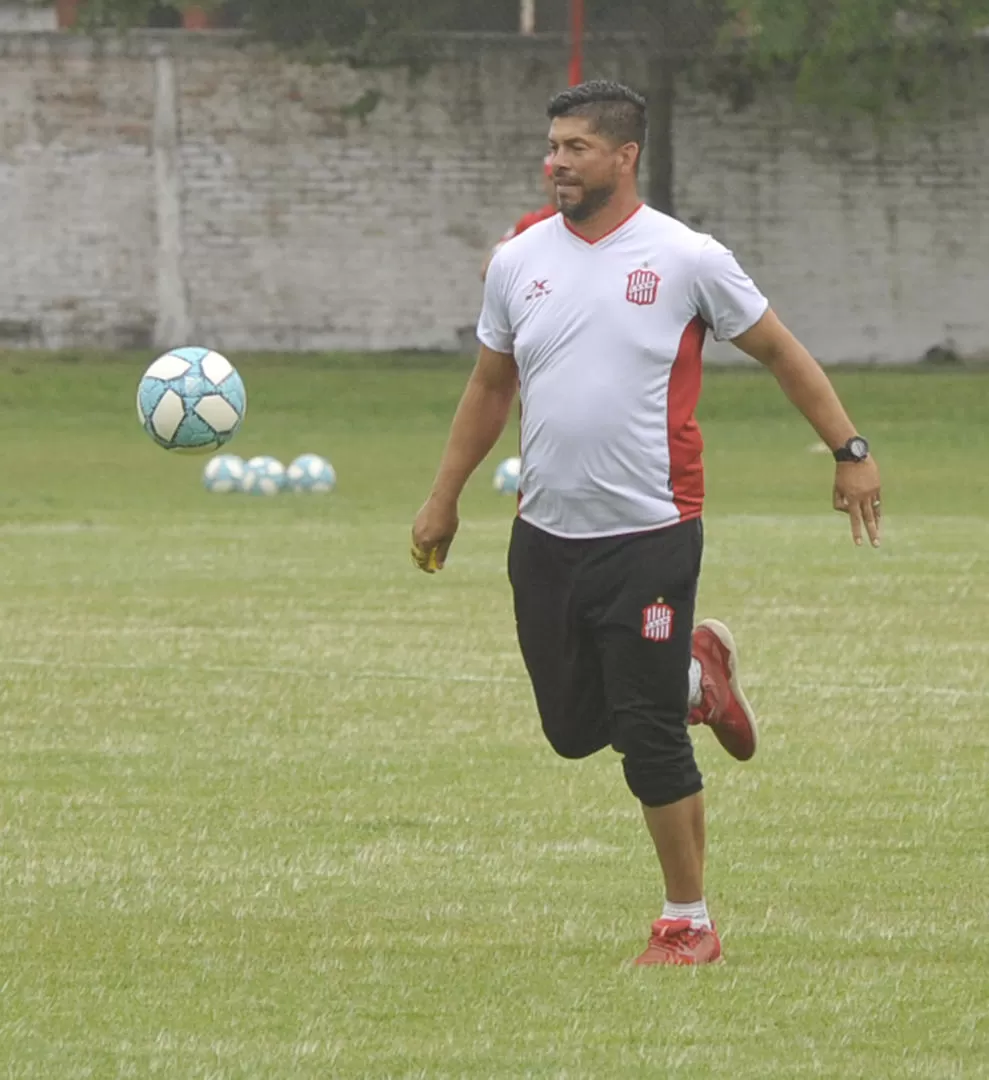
[541,713,609,760]
[614,715,703,806]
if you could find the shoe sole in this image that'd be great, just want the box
[696,618,758,758]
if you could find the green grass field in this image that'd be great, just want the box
[1,354,988,1079]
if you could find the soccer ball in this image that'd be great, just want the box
[137,346,246,454]
[493,456,521,494]
[202,454,245,494]
[286,454,337,494]
[242,455,286,496]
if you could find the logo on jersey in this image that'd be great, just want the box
[525,279,552,302]
[626,268,661,306]
[642,602,674,642]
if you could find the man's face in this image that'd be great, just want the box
[547,115,636,222]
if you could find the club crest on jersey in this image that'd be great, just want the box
[642,602,674,642]
[626,268,661,306]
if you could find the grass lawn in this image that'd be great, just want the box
[1,354,987,1078]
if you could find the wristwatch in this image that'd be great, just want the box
[833,436,870,463]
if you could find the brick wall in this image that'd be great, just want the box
[0,32,986,362]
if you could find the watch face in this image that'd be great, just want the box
[850,437,869,459]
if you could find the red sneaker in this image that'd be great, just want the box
[634,918,723,966]
[688,619,758,762]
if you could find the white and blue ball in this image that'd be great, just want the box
[287,454,336,494]
[493,456,521,495]
[202,453,245,494]
[242,455,286,496]
[137,347,246,454]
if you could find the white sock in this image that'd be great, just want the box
[662,898,712,930]
[688,658,703,709]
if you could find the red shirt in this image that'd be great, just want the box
[508,204,558,239]
[486,204,558,278]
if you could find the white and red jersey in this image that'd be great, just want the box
[477,204,768,539]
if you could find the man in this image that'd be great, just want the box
[480,154,559,281]
[412,81,881,966]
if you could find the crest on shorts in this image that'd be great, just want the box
[626,268,661,306]
[642,602,674,642]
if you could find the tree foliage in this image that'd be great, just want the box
[78,0,514,40]
[726,0,989,54]
[721,0,989,113]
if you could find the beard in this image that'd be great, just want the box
[557,179,617,222]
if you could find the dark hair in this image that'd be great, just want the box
[547,80,648,153]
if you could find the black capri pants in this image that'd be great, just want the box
[507,515,704,808]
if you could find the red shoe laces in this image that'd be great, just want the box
[655,927,706,957]
[650,919,693,943]
[699,672,720,721]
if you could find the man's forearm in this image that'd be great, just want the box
[766,343,858,451]
[430,377,516,502]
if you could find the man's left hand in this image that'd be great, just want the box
[833,458,882,548]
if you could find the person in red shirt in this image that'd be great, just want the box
[481,154,559,281]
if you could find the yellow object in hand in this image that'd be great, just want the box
[411,544,440,573]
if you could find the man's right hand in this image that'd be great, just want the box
[411,494,460,573]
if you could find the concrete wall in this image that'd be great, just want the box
[0,32,986,362]
[0,5,56,32]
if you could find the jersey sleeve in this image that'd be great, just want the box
[693,238,769,342]
[477,252,515,354]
